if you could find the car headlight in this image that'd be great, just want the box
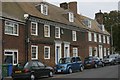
[60,66,65,68]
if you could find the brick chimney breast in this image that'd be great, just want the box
[95,10,104,24]
[68,2,77,14]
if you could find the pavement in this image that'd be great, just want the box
[2,76,12,80]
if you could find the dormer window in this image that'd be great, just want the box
[102,24,105,31]
[83,19,91,28]
[41,4,48,15]
[69,12,74,22]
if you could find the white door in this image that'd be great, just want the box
[55,42,61,64]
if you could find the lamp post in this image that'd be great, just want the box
[24,14,29,62]
[111,25,113,54]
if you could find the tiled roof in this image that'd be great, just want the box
[1,2,110,35]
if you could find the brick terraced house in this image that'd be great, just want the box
[0,2,110,67]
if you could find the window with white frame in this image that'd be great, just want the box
[88,20,91,28]
[83,19,91,28]
[88,31,92,41]
[102,25,105,31]
[94,33,97,42]
[89,46,92,56]
[72,31,77,41]
[31,22,38,36]
[104,48,106,57]
[99,34,102,42]
[107,36,110,44]
[5,21,19,36]
[103,35,106,43]
[73,48,78,57]
[4,50,18,65]
[44,46,50,59]
[44,25,50,37]
[94,47,98,57]
[55,27,60,38]
[41,4,48,15]
[107,48,110,55]
[31,45,38,60]
[69,12,74,22]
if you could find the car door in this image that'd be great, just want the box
[37,62,49,77]
[31,62,40,78]
[71,57,76,71]
[75,57,82,70]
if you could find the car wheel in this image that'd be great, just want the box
[94,64,98,68]
[80,66,83,72]
[49,71,53,77]
[102,63,105,67]
[68,68,72,74]
[30,74,35,80]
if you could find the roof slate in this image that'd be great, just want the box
[1,2,110,35]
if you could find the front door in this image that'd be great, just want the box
[55,42,62,64]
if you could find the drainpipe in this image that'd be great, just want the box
[24,14,29,62]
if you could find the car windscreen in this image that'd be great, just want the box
[59,58,71,64]
[24,61,38,69]
[84,57,92,61]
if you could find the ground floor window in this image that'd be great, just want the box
[31,45,38,60]
[4,50,18,65]
[73,48,78,57]
[89,46,92,56]
[44,46,50,59]
[94,47,98,57]
[107,48,110,55]
[104,48,106,57]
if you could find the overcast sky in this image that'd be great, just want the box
[45,0,119,19]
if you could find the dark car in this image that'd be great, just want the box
[55,57,84,74]
[104,54,120,65]
[12,61,54,80]
[84,56,104,68]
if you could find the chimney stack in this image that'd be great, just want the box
[60,1,77,14]
[68,2,77,14]
[60,2,68,10]
[95,10,104,24]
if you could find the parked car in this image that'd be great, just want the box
[12,60,54,80]
[103,54,120,65]
[84,56,104,68]
[55,57,84,74]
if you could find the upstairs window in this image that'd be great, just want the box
[5,21,19,36]
[103,35,106,43]
[55,27,60,38]
[69,12,74,22]
[94,33,97,42]
[99,34,101,43]
[41,4,48,15]
[44,25,50,37]
[72,31,77,41]
[31,22,38,36]
[88,31,92,41]
[107,36,110,44]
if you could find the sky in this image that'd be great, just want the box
[45,0,120,19]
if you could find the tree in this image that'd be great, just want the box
[103,10,120,53]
